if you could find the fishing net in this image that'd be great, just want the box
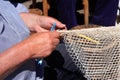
[58,26,120,80]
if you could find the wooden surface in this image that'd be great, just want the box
[83,0,89,27]
[32,0,49,16]
[43,0,49,16]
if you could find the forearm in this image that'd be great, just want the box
[0,39,32,79]
[0,31,60,79]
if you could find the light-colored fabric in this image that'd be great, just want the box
[0,1,39,80]
[0,1,30,52]
[36,77,44,80]
[16,3,29,13]
[119,0,120,9]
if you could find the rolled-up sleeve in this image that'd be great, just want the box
[0,1,30,52]
[0,1,37,80]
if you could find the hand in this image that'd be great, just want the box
[20,12,66,32]
[0,31,60,78]
[25,31,60,58]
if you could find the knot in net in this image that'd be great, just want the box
[58,26,120,80]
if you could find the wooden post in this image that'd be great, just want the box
[83,0,89,27]
[43,0,49,16]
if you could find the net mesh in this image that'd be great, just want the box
[58,26,120,80]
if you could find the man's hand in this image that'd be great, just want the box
[0,31,60,78]
[20,12,66,32]
[23,31,60,58]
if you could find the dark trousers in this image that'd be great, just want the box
[90,0,119,26]
[56,0,77,29]
[44,43,86,80]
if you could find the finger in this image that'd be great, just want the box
[51,31,60,38]
[35,26,49,32]
[52,38,60,47]
[55,22,66,29]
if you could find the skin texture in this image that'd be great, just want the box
[0,12,66,79]
[20,12,66,32]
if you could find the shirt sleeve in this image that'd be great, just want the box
[16,3,29,13]
[0,1,30,52]
[9,1,29,13]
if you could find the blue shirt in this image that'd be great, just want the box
[0,1,38,80]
